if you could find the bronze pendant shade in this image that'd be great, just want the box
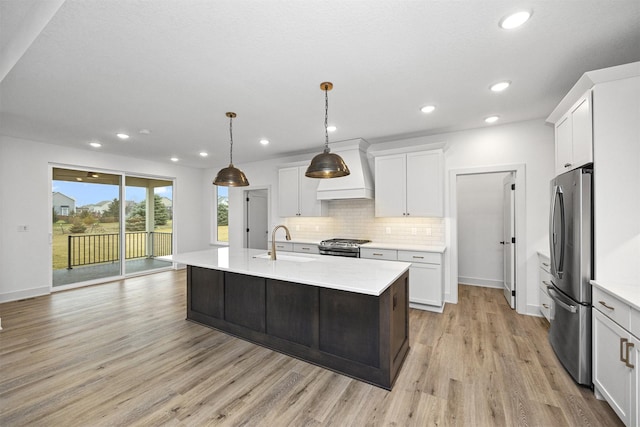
[213,112,250,187]
[305,82,350,178]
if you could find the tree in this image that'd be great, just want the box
[217,197,228,226]
[105,198,120,220]
[125,195,170,230]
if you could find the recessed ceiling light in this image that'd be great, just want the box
[485,115,500,124]
[170,157,179,162]
[420,105,436,114]
[499,11,531,29]
[116,133,130,140]
[490,81,511,92]
[89,141,102,148]
[259,139,269,145]
[327,125,337,132]
[199,152,208,157]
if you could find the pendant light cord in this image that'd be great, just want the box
[229,115,234,165]
[324,84,329,153]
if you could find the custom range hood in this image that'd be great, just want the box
[316,139,374,200]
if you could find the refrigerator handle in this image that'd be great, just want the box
[550,185,565,278]
[547,285,577,313]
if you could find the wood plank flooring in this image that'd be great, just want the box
[0,270,622,426]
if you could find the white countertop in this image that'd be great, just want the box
[162,247,411,296]
[363,242,446,253]
[591,280,640,311]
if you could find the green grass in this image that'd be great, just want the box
[52,221,173,270]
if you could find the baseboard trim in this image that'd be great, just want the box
[0,286,50,303]
[458,276,503,289]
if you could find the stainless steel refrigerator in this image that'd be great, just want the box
[548,165,593,386]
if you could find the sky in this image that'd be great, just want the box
[52,181,172,207]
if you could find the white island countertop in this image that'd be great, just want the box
[161,247,411,296]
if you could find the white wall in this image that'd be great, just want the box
[457,172,509,288]
[220,119,555,315]
[0,136,208,302]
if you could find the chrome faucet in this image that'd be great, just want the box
[271,225,292,260]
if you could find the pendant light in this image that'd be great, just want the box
[305,82,350,178]
[213,112,250,187]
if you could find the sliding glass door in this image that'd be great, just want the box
[52,168,122,287]
[51,167,173,288]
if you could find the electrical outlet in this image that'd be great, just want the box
[385,227,391,234]
[315,226,319,231]
[425,228,432,236]
[295,225,300,231]
[411,227,417,235]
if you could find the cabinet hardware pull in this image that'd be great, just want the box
[301,247,309,250]
[412,256,424,259]
[373,253,383,256]
[599,300,615,310]
[620,338,628,363]
[542,304,549,309]
[564,163,572,168]
[625,342,635,369]
[542,262,550,267]
[402,213,406,216]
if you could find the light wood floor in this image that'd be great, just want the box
[0,270,622,426]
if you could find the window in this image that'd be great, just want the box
[216,186,229,243]
[60,206,69,216]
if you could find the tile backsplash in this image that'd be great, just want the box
[284,199,445,245]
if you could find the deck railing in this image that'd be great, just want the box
[67,232,172,269]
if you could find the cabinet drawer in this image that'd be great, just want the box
[539,285,552,322]
[360,248,397,261]
[398,250,440,264]
[271,241,293,252]
[293,243,319,254]
[593,287,631,328]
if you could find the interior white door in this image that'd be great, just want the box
[246,189,268,250]
[502,173,516,308]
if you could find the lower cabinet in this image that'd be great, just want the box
[360,248,444,312]
[538,253,552,322]
[592,289,639,427]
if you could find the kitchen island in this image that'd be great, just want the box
[164,247,411,390]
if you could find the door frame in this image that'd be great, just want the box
[242,185,271,249]
[447,163,526,314]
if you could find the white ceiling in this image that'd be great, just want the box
[1,1,639,169]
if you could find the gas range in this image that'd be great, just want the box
[318,238,371,257]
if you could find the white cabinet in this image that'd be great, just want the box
[375,150,443,217]
[593,286,639,427]
[268,241,293,252]
[398,250,443,311]
[278,166,327,217]
[554,91,593,175]
[538,253,552,322]
[360,247,444,312]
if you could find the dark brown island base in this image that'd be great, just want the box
[186,265,410,390]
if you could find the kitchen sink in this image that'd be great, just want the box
[253,253,316,262]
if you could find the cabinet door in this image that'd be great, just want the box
[555,115,573,175]
[408,263,442,306]
[406,151,443,217]
[593,309,633,425]
[278,167,300,217]
[375,154,407,217]
[298,172,324,217]
[571,93,593,169]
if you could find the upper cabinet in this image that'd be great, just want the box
[375,150,443,217]
[554,91,593,175]
[278,166,327,217]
